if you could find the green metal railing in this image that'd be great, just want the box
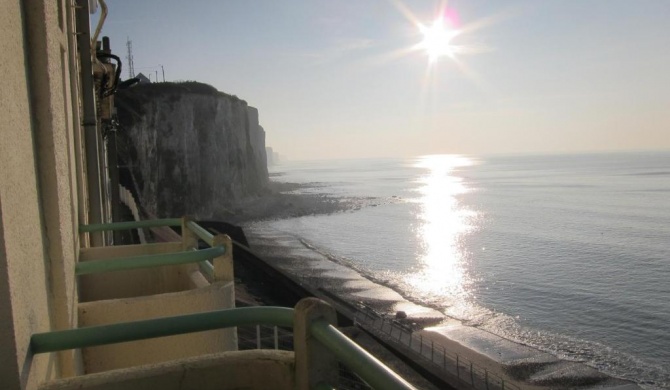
[78,219,222,278]
[79,218,182,233]
[75,246,224,275]
[70,219,415,388]
[186,220,215,246]
[30,307,414,390]
[310,319,415,390]
[31,307,292,353]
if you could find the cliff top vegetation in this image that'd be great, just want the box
[125,81,246,103]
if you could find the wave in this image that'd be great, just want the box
[293,234,669,389]
[621,171,670,176]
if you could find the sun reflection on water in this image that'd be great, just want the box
[405,154,477,302]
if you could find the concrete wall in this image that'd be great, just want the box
[0,0,83,387]
[78,281,237,373]
[40,350,295,390]
[23,0,83,378]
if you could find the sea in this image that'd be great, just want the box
[253,151,670,389]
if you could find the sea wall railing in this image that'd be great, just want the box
[354,308,520,390]
[31,302,416,390]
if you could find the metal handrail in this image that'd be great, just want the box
[30,306,293,353]
[79,218,182,232]
[71,220,414,388]
[311,318,416,390]
[75,246,224,275]
[186,220,215,246]
[30,307,414,390]
[77,219,222,278]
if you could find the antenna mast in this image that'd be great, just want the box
[126,37,135,79]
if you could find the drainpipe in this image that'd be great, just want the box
[75,0,104,246]
[100,37,122,244]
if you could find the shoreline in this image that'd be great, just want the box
[242,224,643,390]
[218,178,649,389]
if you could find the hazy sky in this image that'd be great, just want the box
[100,1,670,160]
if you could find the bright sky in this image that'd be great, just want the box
[100,1,670,160]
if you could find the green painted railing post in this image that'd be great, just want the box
[212,234,233,283]
[294,298,339,390]
[181,216,198,251]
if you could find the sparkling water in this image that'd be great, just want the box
[257,151,670,388]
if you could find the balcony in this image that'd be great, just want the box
[30,219,416,389]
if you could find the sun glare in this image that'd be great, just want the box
[418,18,460,63]
[404,155,476,298]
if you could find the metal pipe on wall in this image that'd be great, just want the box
[75,0,104,246]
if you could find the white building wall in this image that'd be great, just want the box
[1,0,83,387]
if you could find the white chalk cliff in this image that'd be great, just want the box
[116,82,269,219]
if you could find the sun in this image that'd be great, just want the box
[418,18,460,63]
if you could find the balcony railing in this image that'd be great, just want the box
[78,217,223,280]
[31,304,415,390]
[50,218,417,389]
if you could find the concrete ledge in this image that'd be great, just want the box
[39,350,295,390]
[78,281,236,373]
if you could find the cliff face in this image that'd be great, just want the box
[116,83,269,219]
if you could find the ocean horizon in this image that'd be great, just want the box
[252,150,670,389]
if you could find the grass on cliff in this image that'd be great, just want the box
[126,80,246,103]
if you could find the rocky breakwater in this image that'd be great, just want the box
[115,82,269,219]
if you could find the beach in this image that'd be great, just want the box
[227,153,670,389]
[240,226,640,390]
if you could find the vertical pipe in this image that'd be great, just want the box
[456,355,460,378]
[108,125,121,243]
[256,325,261,349]
[443,348,446,371]
[274,326,278,350]
[420,335,423,354]
[485,369,489,390]
[98,125,111,244]
[470,362,474,385]
[75,0,104,246]
[431,341,434,361]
